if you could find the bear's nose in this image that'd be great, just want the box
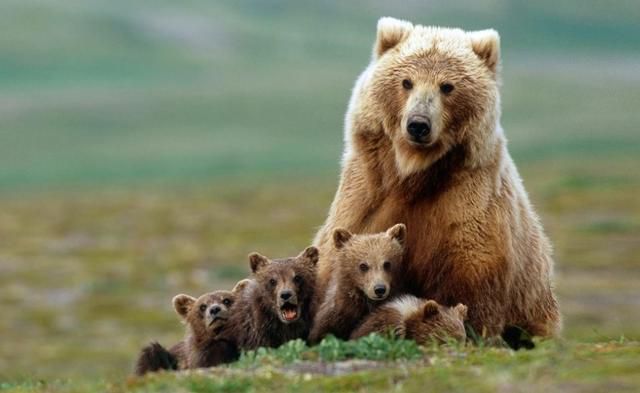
[280,290,293,301]
[210,305,221,315]
[374,284,388,297]
[407,118,431,140]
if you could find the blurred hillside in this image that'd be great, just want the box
[1,0,639,190]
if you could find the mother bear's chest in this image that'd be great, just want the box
[362,190,453,263]
[358,181,487,297]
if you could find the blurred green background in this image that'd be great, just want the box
[0,0,639,381]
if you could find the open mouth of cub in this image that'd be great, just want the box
[280,303,299,322]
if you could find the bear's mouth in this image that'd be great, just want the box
[208,316,227,327]
[280,303,300,322]
[405,136,436,149]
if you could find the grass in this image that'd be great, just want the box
[1,338,638,392]
[0,175,638,385]
[235,334,423,367]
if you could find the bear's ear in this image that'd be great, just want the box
[249,252,270,273]
[299,246,320,266]
[232,278,252,293]
[333,228,353,249]
[386,223,406,246]
[374,17,413,58]
[173,294,196,319]
[423,300,440,319]
[454,303,468,320]
[468,29,500,75]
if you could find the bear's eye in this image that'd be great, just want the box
[383,261,392,271]
[440,83,454,94]
[402,79,413,90]
[222,298,232,306]
[359,263,369,272]
[293,275,303,285]
[199,304,207,312]
[269,278,277,286]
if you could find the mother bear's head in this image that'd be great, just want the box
[348,17,504,177]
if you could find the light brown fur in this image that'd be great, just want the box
[308,224,406,343]
[314,18,560,339]
[351,296,467,344]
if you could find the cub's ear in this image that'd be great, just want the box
[333,228,353,249]
[374,17,413,58]
[232,278,253,293]
[454,303,468,320]
[172,294,196,319]
[249,252,269,273]
[468,29,500,75]
[423,300,440,319]
[386,223,406,246]
[299,246,319,266]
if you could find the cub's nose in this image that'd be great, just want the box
[280,290,293,301]
[407,117,431,141]
[210,305,221,315]
[374,284,388,297]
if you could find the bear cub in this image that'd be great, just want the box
[134,280,249,376]
[219,246,319,350]
[350,295,468,344]
[309,224,406,343]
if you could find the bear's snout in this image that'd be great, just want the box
[205,302,229,327]
[279,289,293,301]
[210,305,222,315]
[406,115,431,143]
[366,282,389,301]
[373,284,388,298]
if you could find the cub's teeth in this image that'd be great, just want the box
[282,308,297,320]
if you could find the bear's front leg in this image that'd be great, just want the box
[422,249,511,339]
[308,306,334,345]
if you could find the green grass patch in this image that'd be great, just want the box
[235,334,424,368]
[1,340,639,393]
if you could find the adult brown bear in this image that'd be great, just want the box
[313,17,560,342]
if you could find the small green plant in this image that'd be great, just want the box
[235,339,309,367]
[317,334,423,362]
[234,334,423,369]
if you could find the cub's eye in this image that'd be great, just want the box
[199,304,207,312]
[383,261,392,271]
[359,263,369,272]
[402,79,413,90]
[222,298,232,306]
[293,275,303,284]
[440,83,454,94]
[269,278,277,286]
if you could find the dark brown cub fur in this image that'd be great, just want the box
[219,247,319,350]
[308,224,406,343]
[134,342,178,376]
[133,280,249,376]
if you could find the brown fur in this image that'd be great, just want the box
[314,18,560,339]
[219,247,319,350]
[308,224,406,343]
[350,296,467,344]
[133,280,250,376]
[134,342,178,376]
